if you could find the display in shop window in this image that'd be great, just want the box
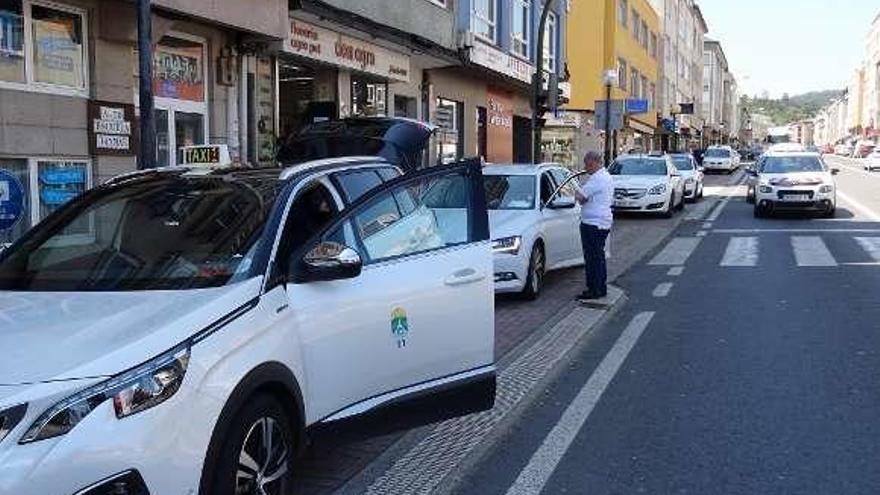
[256,56,277,163]
[154,39,205,102]
[38,161,87,216]
[0,4,25,83]
[31,6,84,88]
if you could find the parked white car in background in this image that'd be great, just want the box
[668,153,704,201]
[484,164,584,299]
[863,150,880,171]
[609,155,686,217]
[751,151,838,218]
[702,146,740,173]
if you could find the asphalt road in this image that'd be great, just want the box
[453,158,880,495]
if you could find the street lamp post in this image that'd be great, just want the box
[602,69,618,167]
[136,0,156,170]
[531,0,556,163]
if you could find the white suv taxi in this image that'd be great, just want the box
[750,151,839,218]
[0,119,495,495]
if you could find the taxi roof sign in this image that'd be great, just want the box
[179,145,232,168]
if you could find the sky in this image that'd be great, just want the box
[698,0,878,98]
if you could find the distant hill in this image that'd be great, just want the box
[741,90,843,126]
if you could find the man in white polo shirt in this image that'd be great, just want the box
[575,151,614,302]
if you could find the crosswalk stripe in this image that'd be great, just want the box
[791,236,837,267]
[721,237,759,266]
[649,237,701,266]
[854,237,880,262]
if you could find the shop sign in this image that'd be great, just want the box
[154,42,205,102]
[469,40,534,85]
[0,170,25,232]
[285,19,411,83]
[88,101,137,156]
[486,87,514,163]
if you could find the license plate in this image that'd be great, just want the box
[615,199,635,207]
[783,194,810,202]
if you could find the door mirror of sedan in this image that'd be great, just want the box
[290,241,363,284]
[831,168,840,175]
[746,169,758,177]
[546,196,577,210]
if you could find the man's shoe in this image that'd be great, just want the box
[576,293,601,303]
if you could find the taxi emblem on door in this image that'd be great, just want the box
[391,307,410,348]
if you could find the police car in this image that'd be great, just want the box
[0,118,496,495]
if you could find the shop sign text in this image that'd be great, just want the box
[88,101,136,156]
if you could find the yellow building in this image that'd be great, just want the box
[567,0,660,151]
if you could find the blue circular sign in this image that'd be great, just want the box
[0,170,25,232]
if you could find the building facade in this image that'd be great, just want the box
[568,0,661,155]
[701,38,727,143]
[653,0,707,151]
[721,71,738,142]
[0,0,288,244]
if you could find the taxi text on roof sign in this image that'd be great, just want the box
[179,145,232,167]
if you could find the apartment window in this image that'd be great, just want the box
[617,0,628,28]
[630,67,639,97]
[631,10,640,39]
[473,0,497,43]
[640,75,648,101]
[618,58,628,91]
[543,11,558,73]
[640,20,648,49]
[650,32,658,59]
[0,1,87,94]
[512,0,530,58]
[649,82,656,109]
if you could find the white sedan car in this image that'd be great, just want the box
[484,164,584,299]
[863,150,880,171]
[750,151,838,217]
[609,155,686,217]
[702,146,740,173]
[0,122,496,494]
[668,153,704,201]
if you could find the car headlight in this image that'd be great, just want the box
[492,236,522,255]
[759,185,773,193]
[648,184,667,195]
[819,185,834,193]
[0,404,27,445]
[685,178,695,185]
[20,345,190,444]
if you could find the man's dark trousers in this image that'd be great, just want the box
[580,223,610,296]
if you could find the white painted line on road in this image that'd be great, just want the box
[696,230,708,237]
[706,197,730,222]
[791,236,838,267]
[652,282,674,297]
[837,190,880,222]
[667,266,685,276]
[721,237,759,266]
[504,312,655,495]
[854,237,880,262]
[684,199,719,221]
[713,228,880,234]
[702,221,713,229]
[648,237,702,266]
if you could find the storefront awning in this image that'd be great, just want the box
[628,118,656,136]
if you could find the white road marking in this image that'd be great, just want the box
[721,237,759,266]
[696,230,708,237]
[837,190,880,222]
[706,197,730,222]
[702,222,714,229]
[713,228,880,234]
[791,236,838,267]
[648,237,702,266]
[667,266,685,276]
[504,312,655,495]
[854,237,880,262]
[685,199,719,221]
[652,282,674,297]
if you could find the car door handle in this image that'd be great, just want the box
[444,268,486,287]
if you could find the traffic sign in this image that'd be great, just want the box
[0,169,25,232]
[625,99,649,114]
[595,100,625,131]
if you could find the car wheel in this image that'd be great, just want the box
[824,205,836,218]
[698,183,704,199]
[521,244,545,300]
[753,204,766,218]
[677,192,686,211]
[204,393,295,495]
[661,195,674,218]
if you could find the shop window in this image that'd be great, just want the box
[351,76,387,117]
[473,0,496,43]
[151,35,208,166]
[0,1,87,93]
[543,11,557,73]
[394,95,418,118]
[435,98,463,165]
[0,159,29,245]
[511,0,530,58]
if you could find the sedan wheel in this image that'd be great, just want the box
[661,195,674,218]
[521,245,545,301]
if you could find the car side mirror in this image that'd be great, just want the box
[290,241,362,284]
[697,166,705,173]
[547,196,577,210]
[746,169,758,177]
[831,168,840,175]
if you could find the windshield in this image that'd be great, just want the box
[760,156,825,174]
[0,176,278,291]
[483,175,536,210]
[705,148,731,158]
[670,156,694,170]
[609,159,667,176]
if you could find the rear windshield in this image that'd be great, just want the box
[761,156,824,174]
[609,159,667,176]
[670,156,694,170]
[705,148,731,158]
[484,175,536,210]
[0,176,278,291]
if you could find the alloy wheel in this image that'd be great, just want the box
[236,417,290,495]
[530,248,545,294]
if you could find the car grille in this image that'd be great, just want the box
[777,190,815,200]
[615,188,647,200]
